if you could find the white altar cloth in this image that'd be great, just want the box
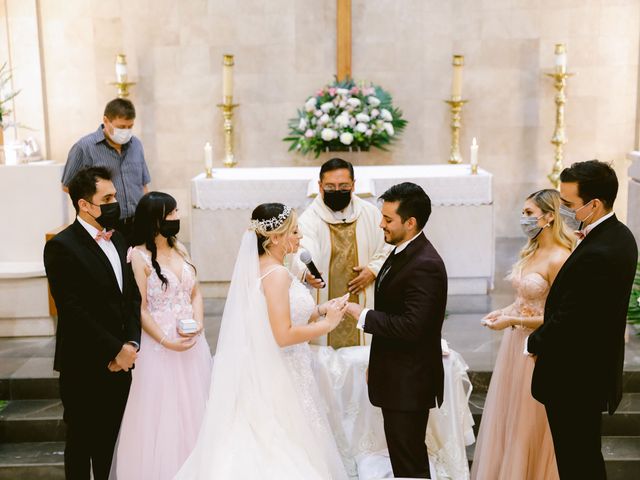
[190,164,494,296]
[311,344,475,480]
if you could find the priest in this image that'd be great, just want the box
[294,158,391,348]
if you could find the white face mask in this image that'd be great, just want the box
[110,127,133,145]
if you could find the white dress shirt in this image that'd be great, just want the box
[77,216,123,292]
[356,231,425,330]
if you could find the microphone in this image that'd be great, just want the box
[299,250,325,288]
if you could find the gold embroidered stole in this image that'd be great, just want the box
[327,221,361,348]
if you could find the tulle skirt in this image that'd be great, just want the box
[110,328,212,480]
[471,327,559,480]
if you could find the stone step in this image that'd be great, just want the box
[0,437,637,480]
[0,399,65,443]
[469,392,640,437]
[465,436,640,480]
[0,442,65,480]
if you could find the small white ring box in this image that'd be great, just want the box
[179,318,198,334]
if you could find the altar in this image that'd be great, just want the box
[190,164,494,297]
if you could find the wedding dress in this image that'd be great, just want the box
[174,231,348,479]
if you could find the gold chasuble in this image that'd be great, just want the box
[327,222,361,348]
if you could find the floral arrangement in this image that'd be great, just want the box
[284,78,407,157]
[0,62,20,126]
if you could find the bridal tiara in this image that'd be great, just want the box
[249,205,292,234]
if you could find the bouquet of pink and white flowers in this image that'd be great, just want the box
[284,78,407,157]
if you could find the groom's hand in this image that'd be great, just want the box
[346,302,364,319]
[348,266,375,294]
[114,343,137,371]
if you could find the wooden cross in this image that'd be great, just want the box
[337,0,351,81]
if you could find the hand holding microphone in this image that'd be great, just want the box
[300,250,326,289]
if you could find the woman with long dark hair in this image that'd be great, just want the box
[110,192,212,480]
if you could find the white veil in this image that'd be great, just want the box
[175,231,332,479]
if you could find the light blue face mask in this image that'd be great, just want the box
[559,201,593,231]
[520,215,545,239]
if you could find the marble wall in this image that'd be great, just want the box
[3,0,640,237]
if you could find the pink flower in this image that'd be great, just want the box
[350,87,359,95]
[328,87,337,96]
[316,89,324,96]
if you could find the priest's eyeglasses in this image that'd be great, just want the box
[323,184,353,192]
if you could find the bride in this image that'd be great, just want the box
[175,203,349,479]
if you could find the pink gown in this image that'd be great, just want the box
[471,271,559,480]
[110,248,212,480]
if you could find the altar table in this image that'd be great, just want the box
[190,164,494,296]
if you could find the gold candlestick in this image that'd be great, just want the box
[109,54,136,98]
[545,46,574,188]
[445,98,468,164]
[216,99,239,168]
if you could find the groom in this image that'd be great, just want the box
[45,167,141,479]
[527,160,638,478]
[347,182,447,478]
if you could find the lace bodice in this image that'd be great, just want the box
[288,273,317,328]
[507,271,550,318]
[130,247,195,328]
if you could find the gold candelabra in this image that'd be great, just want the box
[217,54,238,168]
[216,99,239,168]
[545,44,574,189]
[109,54,136,98]
[445,99,468,164]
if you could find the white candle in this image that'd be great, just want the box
[470,137,478,169]
[554,44,566,73]
[222,54,234,101]
[115,54,128,83]
[451,55,464,99]
[204,142,213,170]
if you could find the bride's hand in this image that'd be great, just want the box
[324,299,348,331]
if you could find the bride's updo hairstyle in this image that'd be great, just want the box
[250,203,297,255]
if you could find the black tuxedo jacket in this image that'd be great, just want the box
[528,214,637,414]
[364,233,448,411]
[44,220,141,375]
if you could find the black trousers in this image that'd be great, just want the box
[60,370,131,480]
[545,402,605,479]
[381,408,431,478]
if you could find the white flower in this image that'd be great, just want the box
[339,132,354,145]
[365,129,373,137]
[304,128,315,138]
[336,114,351,128]
[350,116,357,127]
[384,122,395,136]
[355,122,368,133]
[319,113,330,125]
[380,108,393,121]
[347,97,361,108]
[339,100,347,108]
[314,109,323,117]
[305,97,317,112]
[336,88,349,96]
[370,108,380,118]
[355,113,370,123]
[321,128,337,141]
[320,102,334,113]
[367,96,381,107]
[298,118,307,131]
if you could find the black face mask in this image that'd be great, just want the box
[323,190,351,212]
[90,202,121,230]
[160,219,180,238]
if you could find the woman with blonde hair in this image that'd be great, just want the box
[175,203,349,479]
[471,189,574,480]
